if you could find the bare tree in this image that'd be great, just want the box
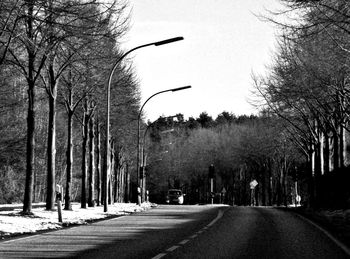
[5,0,49,214]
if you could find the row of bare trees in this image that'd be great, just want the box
[253,0,350,207]
[0,0,139,212]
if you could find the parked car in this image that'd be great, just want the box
[166,189,184,204]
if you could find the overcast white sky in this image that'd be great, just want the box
[122,0,284,121]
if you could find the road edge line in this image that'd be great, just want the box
[296,213,350,256]
[207,208,224,227]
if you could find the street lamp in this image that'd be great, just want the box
[104,37,184,212]
[137,86,191,204]
[139,115,178,204]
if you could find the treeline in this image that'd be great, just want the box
[144,112,306,206]
[0,1,140,211]
[253,0,350,208]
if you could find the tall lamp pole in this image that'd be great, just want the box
[140,115,178,202]
[104,37,184,212]
[137,86,191,204]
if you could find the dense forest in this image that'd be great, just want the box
[1,0,350,211]
[144,112,304,206]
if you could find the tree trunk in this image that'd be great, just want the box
[23,1,36,214]
[318,131,324,176]
[81,110,89,209]
[267,159,272,206]
[46,76,57,210]
[33,169,37,203]
[280,167,284,206]
[64,108,73,210]
[276,165,283,206]
[307,148,316,207]
[88,115,95,207]
[120,166,125,202]
[125,164,130,203]
[333,129,339,170]
[314,129,325,207]
[283,158,288,207]
[23,83,35,214]
[114,149,124,203]
[261,169,266,206]
[324,131,330,174]
[96,120,101,206]
[340,125,346,168]
[114,163,119,203]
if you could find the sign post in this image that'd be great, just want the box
[56,184,63,223]
[221,187,227,204]
[249,180,258,206]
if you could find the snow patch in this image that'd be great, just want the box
[0,202,154,238]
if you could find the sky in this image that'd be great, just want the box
[122,0,284,121]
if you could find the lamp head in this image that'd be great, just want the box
[171,85,191,92]
[154,37,184,46]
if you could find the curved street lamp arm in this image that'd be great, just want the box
[138,85,191,121]
[138,89,172,121]
[107,44,153,88]
[107,37,184,89]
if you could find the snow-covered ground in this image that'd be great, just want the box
[0,202,154,239]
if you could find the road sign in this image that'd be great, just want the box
[250,180,258,189]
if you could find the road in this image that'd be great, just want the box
[0,205,349,259]
[166,207,350,259]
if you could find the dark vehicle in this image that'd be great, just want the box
[166,189,184,204]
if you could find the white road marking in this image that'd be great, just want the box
[179,239,190,245]
[167,245,180,252]
[190,234,198,239]
[152,253,167,259]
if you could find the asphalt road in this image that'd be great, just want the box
[166,206,350,259]
[0,205,349,259]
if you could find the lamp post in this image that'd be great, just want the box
[104,37,184,212]
[137,86,191,204]
[140,115,178,202]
